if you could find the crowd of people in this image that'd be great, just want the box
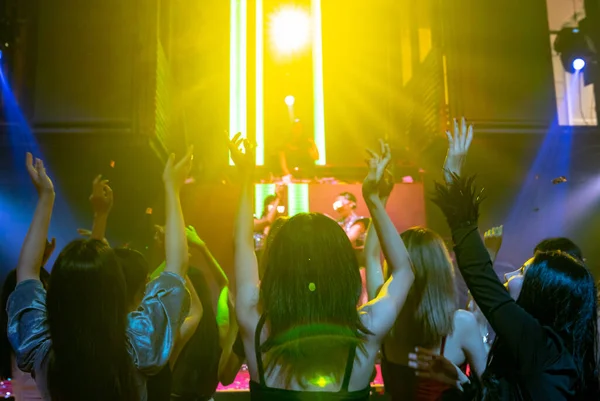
[1,118,599,401]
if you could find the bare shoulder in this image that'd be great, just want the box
[453,309,478,332]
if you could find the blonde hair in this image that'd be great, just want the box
[391,227,457,347]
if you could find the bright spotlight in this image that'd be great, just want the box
[284,95,295,106]
[553,27,594,74]
[572,58,586,71]
[269,7,311,55]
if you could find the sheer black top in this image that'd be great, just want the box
[453,225,578,400]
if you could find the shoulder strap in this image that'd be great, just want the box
[255,314,268,385]
[340,345,357,392]
[440,336,447,356]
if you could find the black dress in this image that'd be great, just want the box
[168,269,220,401]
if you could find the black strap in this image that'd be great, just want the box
[341,345,357,392]
[440,336,447,356]
[254,314,268,385]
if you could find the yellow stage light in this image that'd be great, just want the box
[269,7,311,55]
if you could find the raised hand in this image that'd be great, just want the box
[446,117,473,160]
[185,225,205,248]
[484,225,503,262]
[163,145,194,191]
[444,117,473,184]
[363,140,392,200]
[379,169,394,199]
[228,133,255,174]
[89,175,114,215]
[42,238,56,266]
[26,152,54,196]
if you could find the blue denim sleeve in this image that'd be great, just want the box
[6,279,52,374]
[127,272,190,375]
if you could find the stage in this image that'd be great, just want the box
[182,182,426,277]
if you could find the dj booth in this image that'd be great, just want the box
[182,182,426,276]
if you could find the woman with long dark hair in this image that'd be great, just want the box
[6,150,193,401]
[430,170,599,399]
[230,134,415,400]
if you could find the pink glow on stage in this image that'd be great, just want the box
[216,365,384,392]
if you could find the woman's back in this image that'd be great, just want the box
[381,310,484,400]
[247,314,375,400]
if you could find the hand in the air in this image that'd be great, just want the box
[42,238,56,266]
[363,139,392,200]
[163,145,194,191]
[228,133,255,174]
[446,117,473,160]
[89,175,114,215]
[26,153,54,196]
[379,169,394,199]
[408,347,465,390]
[484,225,503,257]
[185,225,205,248]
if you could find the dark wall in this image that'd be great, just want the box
[32,0,139,124]
[442,0,556,127]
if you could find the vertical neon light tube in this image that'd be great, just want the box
[287,183,310,216]
[255,0,265,165]
[311,0,326,165]
[229,0,247,165]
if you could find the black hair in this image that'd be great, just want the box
[338,192,357,204]
[483,251,599,399]
[114,248,149,308]
[261,195,278,218]
[46,239,139,401]
[260,213,372,387]
[259,216,289,279]
[534,237,583,261]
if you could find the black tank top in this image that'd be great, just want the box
[381,337,454,401]
[249,315,371,401]
[170,269,221,400]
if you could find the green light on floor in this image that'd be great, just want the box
[287,183,309,216]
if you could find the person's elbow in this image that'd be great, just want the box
[219,354,244,386]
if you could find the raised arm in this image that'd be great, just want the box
[361,142,414,340]
[443,118,473,185]
[483,225,503,264]
[88,175,113,241]
[229,134,260,328]
[162,147,193,277]
[170,276,202,368]
[433,173,552,371]
[364,172,394,300]
[186,225,229,288]
[17,153,55,283]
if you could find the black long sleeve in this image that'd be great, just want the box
[452,225,570,375]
